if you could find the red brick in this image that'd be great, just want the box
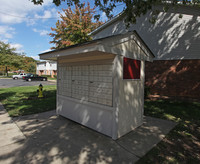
[145,60,200,100]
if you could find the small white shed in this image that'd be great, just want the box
[39,31,154,139]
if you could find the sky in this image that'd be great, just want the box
[0,0,124,61]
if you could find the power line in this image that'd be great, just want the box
[0,3,124,20]
[0,11,59,19]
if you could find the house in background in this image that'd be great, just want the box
[36,61,57,78]
[90,5,200,100]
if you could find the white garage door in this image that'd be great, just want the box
[58,64,113,107]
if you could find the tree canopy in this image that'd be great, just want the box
[32,0,200,24]
[49,2,103,49]
[0,41,37,75]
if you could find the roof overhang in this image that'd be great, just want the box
[39,31,154,62]
[89,11,125,36]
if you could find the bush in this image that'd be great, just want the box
[8,73,17,76]
[144,86,151,98]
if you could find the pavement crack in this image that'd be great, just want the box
[115,140,141,159]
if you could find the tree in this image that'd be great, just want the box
[0,41,37,76]
[49,2,103,49]
[32,0,200,25]
[0,41,17,76]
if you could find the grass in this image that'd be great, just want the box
[0,76,11,79]
[0,72,17,78]
[42,75,57,81]
[137,99,200,164]
[0,85,56,117]
[48,77,57,80]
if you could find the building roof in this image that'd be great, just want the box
[89,5,200,37]
[89,11,125,36]
[39,31,155,61]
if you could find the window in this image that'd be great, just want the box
[123,57,141,79]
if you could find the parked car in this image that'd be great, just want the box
[23,74,47,81]
[12,73,26,80]
[22,73,33,81]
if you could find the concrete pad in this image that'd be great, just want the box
[0,103,26,147]
[116,116,177,157]
[0,110,176,164]
[2,111,139,164]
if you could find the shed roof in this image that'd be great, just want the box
[39,31,154,61]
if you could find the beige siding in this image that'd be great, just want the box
[57,56,116,138]
[115,57,144,138]
[112,39,151,61]
[92,6,200,60]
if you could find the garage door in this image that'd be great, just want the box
[58,64,113,107]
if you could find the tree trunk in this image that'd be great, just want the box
[5,66,8,77]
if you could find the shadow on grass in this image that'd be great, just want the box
[144,99,200,121]
[0,91,16,101]
[0,86,56,117]
[138,99,200,163]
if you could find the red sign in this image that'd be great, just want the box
[123,57,141,79]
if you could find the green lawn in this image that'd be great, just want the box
[0,85,56,117]
[137,99,200,164]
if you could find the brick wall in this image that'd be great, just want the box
[145,60,200,100]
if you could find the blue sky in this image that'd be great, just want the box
[0,0,124,61]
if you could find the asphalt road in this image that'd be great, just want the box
[0,78,56,88]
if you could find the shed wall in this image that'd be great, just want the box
[57,95,114,137]
[56,56,116,138]
[116,57,145,137]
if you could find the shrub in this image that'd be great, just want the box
[144,86,151,98]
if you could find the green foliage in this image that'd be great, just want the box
[32,0,200,25]
[0,41,37,74]
[49,2,103,49]
[144,86,151,98]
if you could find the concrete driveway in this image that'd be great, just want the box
[0,105,177,164]
[0,79,56,88]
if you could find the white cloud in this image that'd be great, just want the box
[0,26,15,39]
[33,8,59,23]
[33,28,49,36]
[31,55,40,60]
[10,43,24,53]
[40,49,51,53]
[10,43,23,50]
[101,12,108,22]
[28,8,59,25]
[35,10,52,19]
[0,0,53,24]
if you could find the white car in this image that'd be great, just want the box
[12,73,26,80]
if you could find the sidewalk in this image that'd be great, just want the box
[0,103,25,147]
[0,106,176,164]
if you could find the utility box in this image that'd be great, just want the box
[39,31,154,139]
